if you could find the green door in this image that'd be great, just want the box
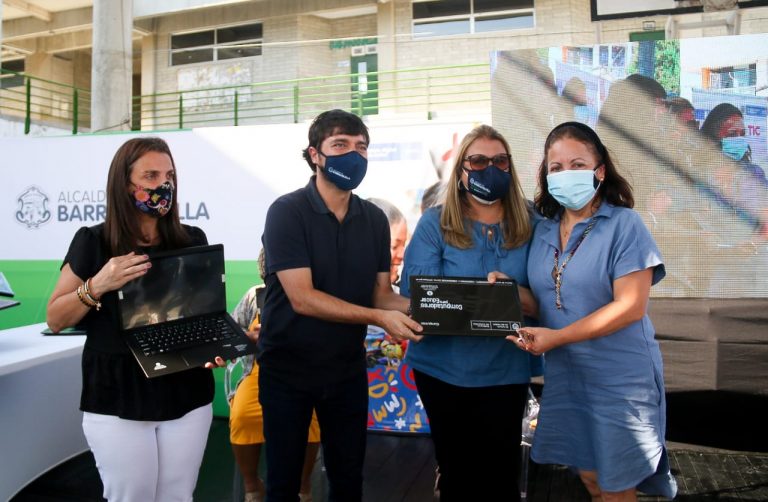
[351,54,378,116]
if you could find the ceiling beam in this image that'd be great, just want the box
[4,0,52,23]
[3,7,92,42]
[6,28,149,55]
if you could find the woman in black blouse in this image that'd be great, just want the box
[47,137,218,502]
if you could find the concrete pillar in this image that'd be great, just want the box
[376,0,397,114]
[1,1,4,70]
[140,33,156,130]
[91,0,133,132]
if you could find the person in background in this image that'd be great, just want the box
[595,73,668,222]
[513,122,677,501]
[46,137,218,502]
[363,198,427,435]
[367,198,407,287]
[420,181,444,214]
[644,96,713,295]
[228,248,320,502]
[700,102,767,214]
[665,97,698,136]
[699,102,768,295]
[258,109,423,501]
[561,76,590,124]
[400,124,539,502]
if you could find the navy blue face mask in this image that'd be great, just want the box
[319,150,368,191]
[461,166,511,203]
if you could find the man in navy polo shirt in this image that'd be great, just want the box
[258,109,423,502]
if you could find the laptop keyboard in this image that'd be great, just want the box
[135,317,237,356]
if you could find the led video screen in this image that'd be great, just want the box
[492,34,768,298]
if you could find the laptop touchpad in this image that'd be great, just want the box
[181,344,223,367]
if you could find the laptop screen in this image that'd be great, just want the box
[0,271,15,297]
[118,244,226,330]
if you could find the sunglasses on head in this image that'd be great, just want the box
[463,154,512,172]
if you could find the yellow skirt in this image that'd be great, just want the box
[229,362,321,445]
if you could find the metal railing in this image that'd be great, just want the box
[0,68,90,134]
[133,63,491,130]
[1,63,490,134]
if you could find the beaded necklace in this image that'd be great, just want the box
[551,219,597,310]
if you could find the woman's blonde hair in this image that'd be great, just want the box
[441,124,531,249]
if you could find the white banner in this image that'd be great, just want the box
[2,121,470,260]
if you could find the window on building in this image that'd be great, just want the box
[0,58,25,89]
[170,23,262,66]
[565,47,593,68]
[413,0,534,38]
[611,46,626,67]
[709,64,757,90]
[599,46,609,67]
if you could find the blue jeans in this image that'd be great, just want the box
[259,368,368,502]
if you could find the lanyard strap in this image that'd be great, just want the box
[551,219,597,310]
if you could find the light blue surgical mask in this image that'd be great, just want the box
[547,169,601,210]
[721,136,749,161]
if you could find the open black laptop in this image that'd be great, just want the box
[0,271,20,311]
[117,244,255,378]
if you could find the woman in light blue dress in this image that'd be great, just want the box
[512,122,677,501]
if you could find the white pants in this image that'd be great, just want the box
[82,403,213,502]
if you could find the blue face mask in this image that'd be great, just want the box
[462,166,511,204]
[722,136,749,161]
[573,105,591,124]
[547,169,600,210]
[319,150,368,191]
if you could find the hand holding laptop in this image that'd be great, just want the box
[204,356,227,369]
[90,252,152,299]
[204,309,261,368]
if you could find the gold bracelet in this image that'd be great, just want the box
[77,281,102,311]
[84,278,101,301]
[83,278,102,310]
[76,285,95,308]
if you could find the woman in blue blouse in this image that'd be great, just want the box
[513,122,677,501]
[401,124,538,502]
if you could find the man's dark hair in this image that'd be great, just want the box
[625,73,667,101]
[301,109,370,172]
[562,77,586,105]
